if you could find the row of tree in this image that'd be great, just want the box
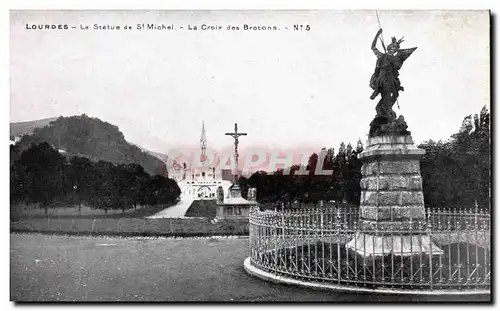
[239,106,490,210]
[418,106,490,209]
[239,141,364,205]
[11,142,180,214]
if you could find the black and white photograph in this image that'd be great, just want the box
[9,7,491,302]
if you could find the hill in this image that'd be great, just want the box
[10,117,59,138]
[15,114,167,176]
[147,150,169,163]
[131,144,168,164]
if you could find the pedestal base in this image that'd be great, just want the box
[346,232,443,257]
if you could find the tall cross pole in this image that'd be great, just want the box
[225,123,247,179]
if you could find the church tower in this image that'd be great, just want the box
[200,121,207,163]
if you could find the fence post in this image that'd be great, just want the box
[474,201,479,230]
[320,203,324,241]
[170,218,174,235]
[427,212,433,289]
[281,212,285,240]
[91,219,96,233]
[281,207,287,271]
[274,211,278,272]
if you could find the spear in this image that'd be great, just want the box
[376,11,387,53]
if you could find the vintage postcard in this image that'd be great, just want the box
[10,10,491,302]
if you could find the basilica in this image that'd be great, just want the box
[170,122,233,200]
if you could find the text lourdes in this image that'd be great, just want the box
[26,24,69,30]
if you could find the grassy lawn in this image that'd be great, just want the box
[10,233,490,302]
[12,202,178,220]
[184,200,218,218]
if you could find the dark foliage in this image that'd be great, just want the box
[11,143,180,215]
[244,141,364,206]
[419,106,490,209]
[11,142,67,213]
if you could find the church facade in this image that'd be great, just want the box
[170,122,233,200]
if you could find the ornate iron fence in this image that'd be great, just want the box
[248,205,490,292]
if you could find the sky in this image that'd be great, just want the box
[10,10,490,155]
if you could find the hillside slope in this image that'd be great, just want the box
[10,117,59,138]
[16,114,167,176]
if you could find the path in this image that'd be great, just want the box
[10,234,490,302]
[148,182,194,218]
[147,198,194,218]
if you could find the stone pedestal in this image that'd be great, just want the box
[346,134,442,256]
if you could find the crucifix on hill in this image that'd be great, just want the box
[225,123,247,179]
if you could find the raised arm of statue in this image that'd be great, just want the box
[371,28,383,58]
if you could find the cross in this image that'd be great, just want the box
[225,123,247,176]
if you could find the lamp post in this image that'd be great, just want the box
[73,185,81,214]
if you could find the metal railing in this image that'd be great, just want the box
[248,205,490,292]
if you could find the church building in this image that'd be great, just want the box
[170,122,233,200]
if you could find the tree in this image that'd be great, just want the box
[14,142,67,214]
[238,176,249,199]
[247,170,269,201]
[307,153,319,174]
[419,106,490,209]
[11,138,184,215]
[10,144,21,166]
[123,163,150,208]
[67,156,95,212]
[144,175,181,205]
[419,140,463,207]
[245,142,365,206]
[345,142,363,205]
[87,160,115,213]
